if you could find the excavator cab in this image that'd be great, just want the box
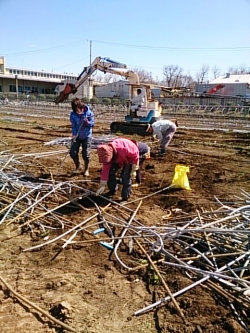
[110,85,163,135]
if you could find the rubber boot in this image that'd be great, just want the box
[83,160,89,177]
[72,158,81,174]
[160,148,166,156]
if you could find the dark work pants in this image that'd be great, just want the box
[107,163,132,201]
[70,137,92,163]
[160,124,176,153]
[136,158,145,184]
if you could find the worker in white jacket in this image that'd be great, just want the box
[146,119,178,155]
[130,88,146,114]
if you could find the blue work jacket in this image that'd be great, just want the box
[70,106,94,139]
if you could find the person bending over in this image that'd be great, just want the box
[96,138,139,202]
[146,119,178,156]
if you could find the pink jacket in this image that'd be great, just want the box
[100,138,139,181]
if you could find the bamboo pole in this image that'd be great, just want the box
[135,239,186,323]
[0,274,77,333]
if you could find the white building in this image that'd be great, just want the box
[0,56,78,96]
[195,73,250,97]
[94,80,130,99]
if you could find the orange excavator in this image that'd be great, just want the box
[54,56,163,135]
[54,56,129,104]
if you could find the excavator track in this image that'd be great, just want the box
[110,121,150,135]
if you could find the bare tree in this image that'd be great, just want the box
[195,64,210,84]
[162,65,194,88]
[227,64,249,74]
[131,68,153,83]
[162,65,184,87]
[179,74,194,87]
[173,68,183,87]
[239,64,249,74]
[212,65,220,79]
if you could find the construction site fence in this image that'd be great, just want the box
[0,102,249,132]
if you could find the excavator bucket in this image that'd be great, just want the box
[54,83,77,104]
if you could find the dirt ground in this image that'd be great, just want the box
[0,111,250,333]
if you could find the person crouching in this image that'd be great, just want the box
[146,119,178,156]
[96,138,139,202]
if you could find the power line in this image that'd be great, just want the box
[2,40,89,56]
[2,38,249,78]
[53,56,90,71]
[92,39,250,51]
[3,39,250,58]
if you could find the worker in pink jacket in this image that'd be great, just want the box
[96,138,139,202]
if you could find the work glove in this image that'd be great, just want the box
[95,180,107,196]
[131,164,139,180]
[152,134,159,142]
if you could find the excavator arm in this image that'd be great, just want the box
[207,84,225,95]
[55,56,139,104]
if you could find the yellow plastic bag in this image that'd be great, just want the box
[171,164,191,190]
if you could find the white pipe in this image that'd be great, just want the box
[113,201,142,270]
[23,212,99,252]
[134,251,250,315]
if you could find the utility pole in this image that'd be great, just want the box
[15,75,18,100]
[88,40,93,100]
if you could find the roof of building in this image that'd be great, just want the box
[0,73,62,84]
[211,74,250,84]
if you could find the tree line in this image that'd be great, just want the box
[94,64,250,89]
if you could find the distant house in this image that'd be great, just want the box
[195,73,250,97]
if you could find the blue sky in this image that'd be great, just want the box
[1,0,250,81]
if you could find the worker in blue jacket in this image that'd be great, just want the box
[69,98,94,176]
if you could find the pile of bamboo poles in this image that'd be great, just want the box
[44,135,119,148]
[1,149,250,330]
